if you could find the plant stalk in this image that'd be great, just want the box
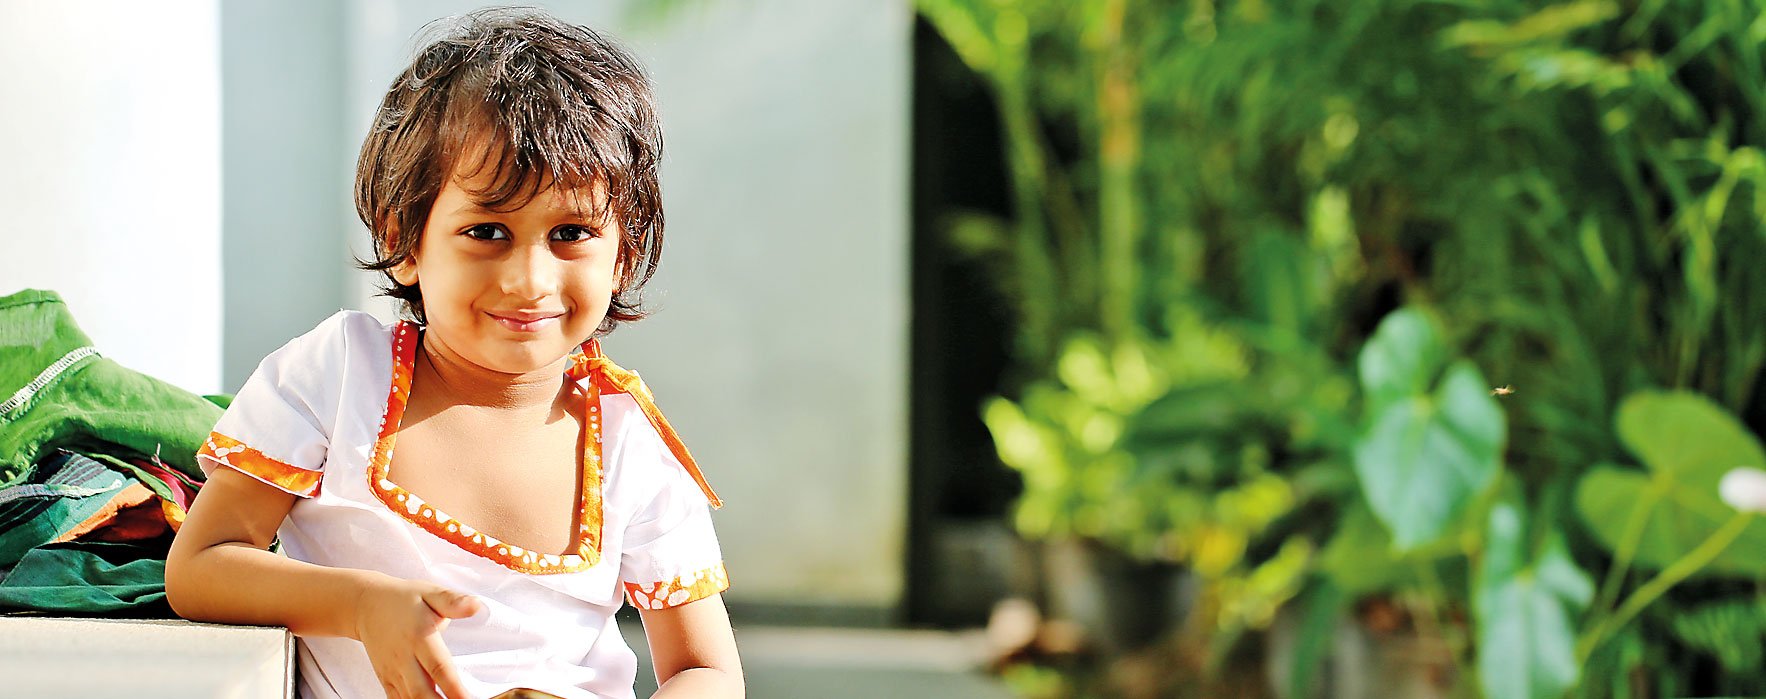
[1576,511,1756,664]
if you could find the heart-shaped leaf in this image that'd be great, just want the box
[1357,307,1448,415]
[1615,390,1766,491]
[1576,466,1766,576]
[1574,391,1766,576]
[1354,359,1506,550]
[1475,499,1590,699]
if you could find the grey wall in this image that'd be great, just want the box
[223,0,911,614]
[607,0,913,614]
[221,1,350,390]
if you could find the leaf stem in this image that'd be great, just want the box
[1590,482,1666,620]
[1576,511,1756,664]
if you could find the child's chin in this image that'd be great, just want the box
[477,344,575,375]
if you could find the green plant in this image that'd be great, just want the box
[916,0,1766,696]
[981,312,1342,644]
[1572,391,1766,666]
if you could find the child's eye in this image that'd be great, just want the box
[551,225,599,242]
[465,224,509,241]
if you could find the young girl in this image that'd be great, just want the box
[165,10,742,699]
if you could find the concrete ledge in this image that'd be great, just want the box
[0,617,293,698]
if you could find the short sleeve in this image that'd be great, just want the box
[619,443,728,611]
[196,313,365,498]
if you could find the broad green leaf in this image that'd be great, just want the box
[1575,465,1766,576]
[1475,500,1590,699]
[1357,307,1448,415]
[1615,390,1766,492]
[1574,391,1766,576]
[1354,360,1506,550]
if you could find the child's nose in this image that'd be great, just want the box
[500,243,561,299]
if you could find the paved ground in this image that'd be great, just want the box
[621,622,1018,698]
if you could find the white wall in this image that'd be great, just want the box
[0,1,223,395]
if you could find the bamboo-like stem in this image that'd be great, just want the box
[991,10,1060,366]
[1092,0,1141,343]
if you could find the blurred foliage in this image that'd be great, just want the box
[919,0,1766,696]
[1477,491,1592,699]
[1353,308,1506,552]
[1577,391,1766,577]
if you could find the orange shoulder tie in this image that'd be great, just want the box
[570,340,723,509]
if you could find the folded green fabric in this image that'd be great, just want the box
[0,541,170,614]
[0,289,224,614]
[0,451,134,567]
[0,289,222,488]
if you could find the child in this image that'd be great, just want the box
[165,9,743,699]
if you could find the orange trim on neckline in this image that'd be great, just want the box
[571,340,723,509]
[363,324,721,575]
[366,322,604,574]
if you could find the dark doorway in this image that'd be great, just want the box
[906,14,1027,627]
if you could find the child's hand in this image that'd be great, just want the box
[353,576,483,699]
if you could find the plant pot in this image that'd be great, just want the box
[1041,536,1191,653]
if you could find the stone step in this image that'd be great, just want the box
[0,617,293,698]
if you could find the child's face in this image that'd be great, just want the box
[391,161,622,376]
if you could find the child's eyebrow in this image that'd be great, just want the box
[452,201,500,215]
[450,198,604,221]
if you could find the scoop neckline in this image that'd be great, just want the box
[364,321,606,574]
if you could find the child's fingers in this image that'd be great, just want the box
[420,587,483,620]
[418,633,474,699]
[394,655,446,699]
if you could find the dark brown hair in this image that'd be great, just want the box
[354,7,664,334]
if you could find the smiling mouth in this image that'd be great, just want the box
[488,312,563,332]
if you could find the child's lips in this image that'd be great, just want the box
[488,312,562,332]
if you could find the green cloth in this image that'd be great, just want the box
[0,289,222,488]
[0,451,134,567]
[0,289,224,614]
[0,541,171,614]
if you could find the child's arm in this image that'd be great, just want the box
[638,592,744,697]
[166,467,482,699]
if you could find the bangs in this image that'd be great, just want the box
[437,78,624,222]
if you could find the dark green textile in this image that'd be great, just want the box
[0,289,222,488]
[0,541,171,614]
[0,451,133,567]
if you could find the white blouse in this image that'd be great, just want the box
[196,311,727,699]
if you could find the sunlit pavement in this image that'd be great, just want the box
[621,621,1017,698]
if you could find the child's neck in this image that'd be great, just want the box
[414,336,569,414]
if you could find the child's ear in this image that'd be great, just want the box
[390,258,419,287]
[384,223,419,286]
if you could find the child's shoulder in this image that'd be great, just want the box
[275,310,395,356]
[254,310,398,379]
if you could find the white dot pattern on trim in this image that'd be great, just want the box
[362,321,609,574]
